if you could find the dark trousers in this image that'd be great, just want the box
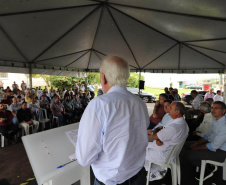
[53,113,64,126]
[183,141,226,166]
[94,167,147,185]
[147,120,156,130]
[0,125,19,140]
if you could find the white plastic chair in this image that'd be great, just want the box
[36,108,51,130]
[52,115,59,127]
[146,139,186,185]
[19,124,33,136]
[199,159,226,185]
[0,133,4,147]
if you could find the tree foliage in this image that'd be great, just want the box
[127,73,144,88]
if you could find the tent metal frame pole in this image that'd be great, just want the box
[107,6,140,68]
[31,5,101,62]
[182,43,225,67]
[182,38,226,43]
[29,64,32,89]
[138,70,141,97]
[184,43,226,54]
[105,2,226,22]
[0,4,98,17]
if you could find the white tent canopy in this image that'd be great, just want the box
[0,0,226,75]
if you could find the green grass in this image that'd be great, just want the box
[143,86,196,99]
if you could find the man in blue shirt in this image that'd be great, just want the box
[183,101,226,179]
[88,83,95,97]
[76,56,149,185]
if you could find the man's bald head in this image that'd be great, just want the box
[99,56,130,88]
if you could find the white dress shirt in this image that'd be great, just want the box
[192,94,203,110]
[213,94,223,102]
[145,117,189,170]
[196,113,214,137]
[76,85,149,185]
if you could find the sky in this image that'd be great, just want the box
[142,73,221,87]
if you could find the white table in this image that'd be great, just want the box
[22,123,90,185]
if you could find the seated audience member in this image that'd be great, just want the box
[148,93,168,129]
[13,86,20,95]
[205,98,214,105]
[72,95,84,116]
[12,81,18,91]
[0,103,19,145]
[145,102,189,181]
[164,87,170,95]
[148,100,173,141]
[174,89,181,101]
[185,90,203,119]
[25,92,32,104]
[187,102,213,141]
[88,83,95,96]
[49,86,54,95]
[213,90,223,102]
[68,88,74,96]
[9,97,21,125]
[74,83,79,94]
[38,90,50,101]
[204,88,215,101]
[87,91,91,100]
[17,96,23,104]
[16,91,25,100]
[80,84,85,93]
[17,102,39,135]
[183,101,226,180]
[28,98,40,117]
[50,96,65,126]
[1,94,11,105]
[63,95,74,122]
[81,93,89,109]
[39,95,50,109]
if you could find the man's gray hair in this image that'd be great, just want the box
[174,102,186,115]
[199,101,211,113]
[99,56,130,87]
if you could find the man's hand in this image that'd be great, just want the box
[153,126,163,134]
[27,120,33,124]
[12,112,16,116]
[0,118,5,122]
[155,100,160,106]
[147,129,152,135]
[156,139,163,146]
[153,113,158,118]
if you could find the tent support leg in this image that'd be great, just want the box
[29,64,32,89]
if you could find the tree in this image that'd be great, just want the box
[127,73,144,88]
[87,73,100,84]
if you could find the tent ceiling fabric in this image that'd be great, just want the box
[0,0,226,75]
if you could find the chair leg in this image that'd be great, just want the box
[199,160,206,185]
[146,162,152,185]
[171,164,177,185]
[1,134,4,147]
[176,157,181,185]
[223,163,226,180]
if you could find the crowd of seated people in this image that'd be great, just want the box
[145,88,226,182]
[0,81,95,146]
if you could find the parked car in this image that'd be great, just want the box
[185,85,202,90]
[97,87,156,103]
[127,87,156,103]
[181,90,215,105]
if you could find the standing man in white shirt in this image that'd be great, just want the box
[76,56,149,185]
[213,90,223,102]
[185,90,203,119]
[204,88,215,101]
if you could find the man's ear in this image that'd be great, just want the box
[103,73,108,85]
